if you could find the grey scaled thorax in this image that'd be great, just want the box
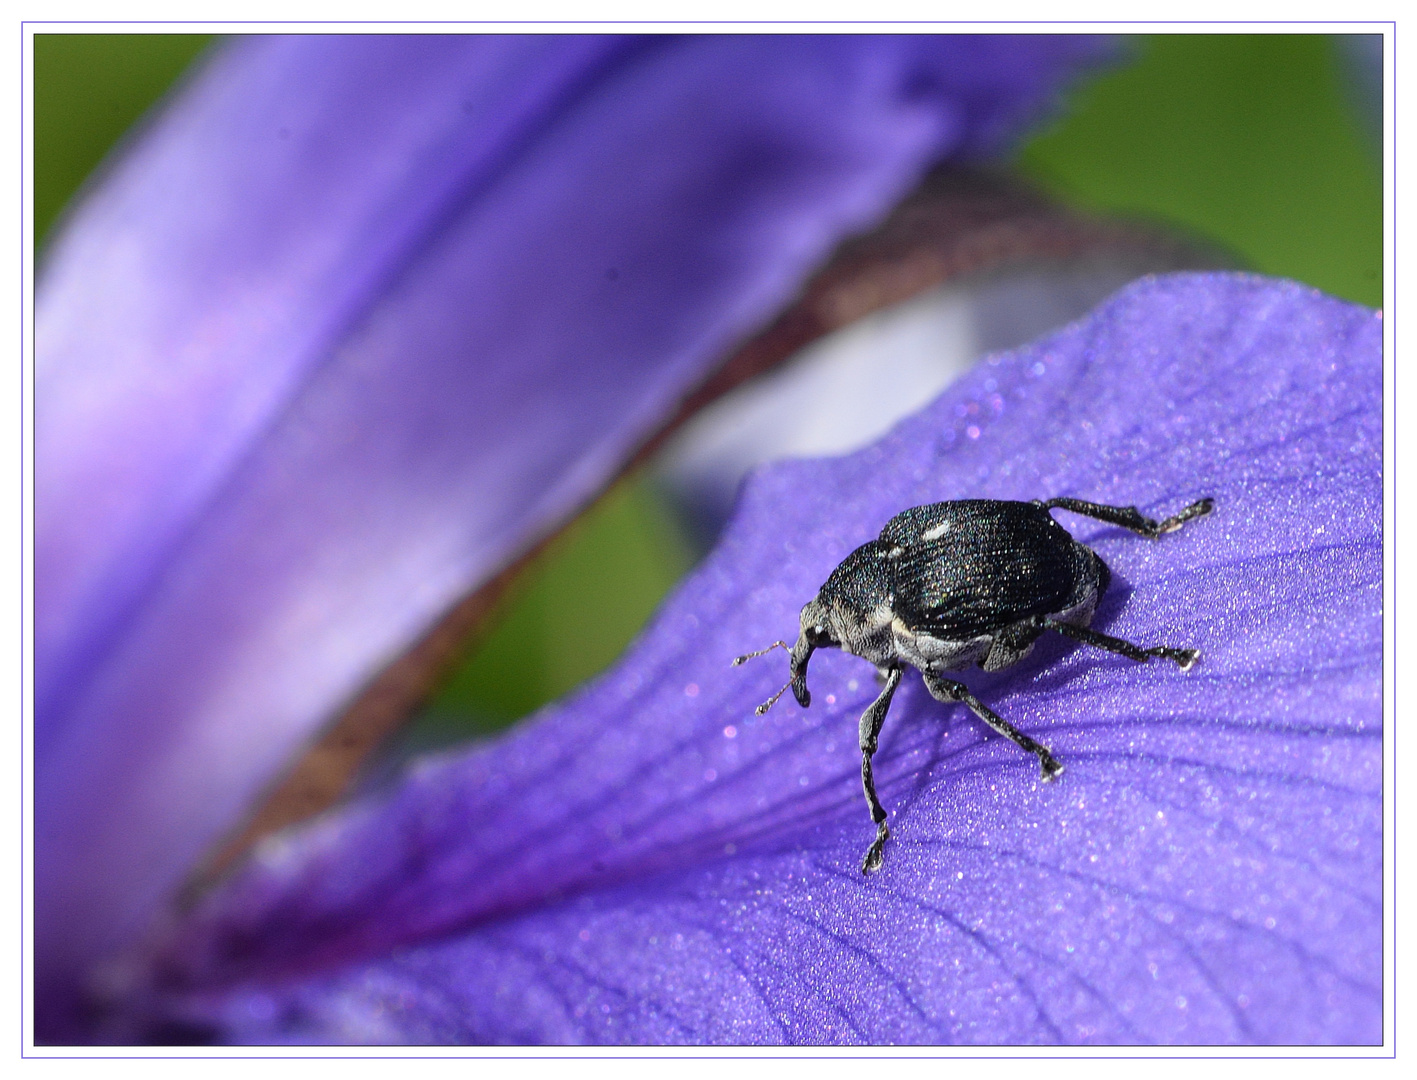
[734,495,1214,874]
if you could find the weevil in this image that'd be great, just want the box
[734,496,1213,873]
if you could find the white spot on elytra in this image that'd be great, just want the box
[922,520,951,541]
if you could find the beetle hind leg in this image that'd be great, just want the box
[858,666,903,873]
[1039,496,1213,539]
[923,673,1064,781]
[1044,618,1199,670]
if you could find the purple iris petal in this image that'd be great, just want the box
[145,273,1381,1045]
[35,34,1115,1040]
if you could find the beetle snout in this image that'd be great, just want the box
[788,633,815,707]
[791,598,837,707]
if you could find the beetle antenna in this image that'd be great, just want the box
[755,681,792,715]
[734,641,794,714]
[732,640,789,666]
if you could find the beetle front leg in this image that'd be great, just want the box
[858,665,903,874]
[922,673,1064,781]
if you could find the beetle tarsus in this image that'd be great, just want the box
[862,822,890,874]
[1158,497,1215,534]
[1148,645,1199,669]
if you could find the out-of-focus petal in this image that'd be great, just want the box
[146,273,1381,1044]
[35,33,1114,1038]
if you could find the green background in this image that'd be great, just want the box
[35,33,1383,743]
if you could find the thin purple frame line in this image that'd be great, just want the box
[19,20,1401,25]
[21,25,1396,1058]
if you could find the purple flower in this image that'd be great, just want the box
[34,34,1116,1042]
[142,272,1381,1045]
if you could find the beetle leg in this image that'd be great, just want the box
[981,620,1044,672]
[1043,619,1199,670]
[922,673,1064,781]
[858,665,903,874]
[1038,496,1213,539]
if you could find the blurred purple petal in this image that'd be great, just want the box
[35,33,1115,1039]
[144,273,1381,1044]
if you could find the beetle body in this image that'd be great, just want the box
[803,499,1110,680]
[737,495,1212,873]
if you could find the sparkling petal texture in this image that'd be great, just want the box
[152,273,1382,1045]
[35,34,1111,1030]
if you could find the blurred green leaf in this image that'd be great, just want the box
[1019,35,1381,306]
[421,477,696,737]
[35,34,214,251]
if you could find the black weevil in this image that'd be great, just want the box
[734,495,1213,873]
